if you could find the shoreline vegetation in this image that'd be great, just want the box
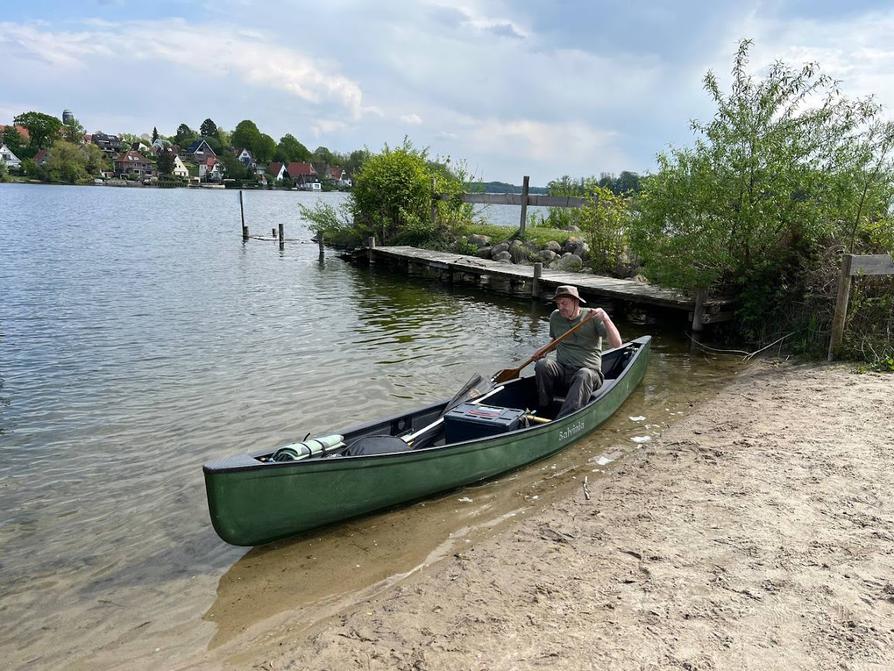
[4,40,891,368]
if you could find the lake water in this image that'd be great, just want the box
[0,183,739,668]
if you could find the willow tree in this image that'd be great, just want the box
[633,39,894,290]
[631,40,894,351]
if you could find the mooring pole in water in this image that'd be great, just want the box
[278,223,285,249]
[239,190,248,240]
[318,233,324,258]
[272,228,277,238]
[532,262,542,297]
[367,236,376,265]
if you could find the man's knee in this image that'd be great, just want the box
[573,368,599,384]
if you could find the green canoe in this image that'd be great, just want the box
[203,336,650,545]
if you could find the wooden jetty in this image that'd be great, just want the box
[359,245,733,330]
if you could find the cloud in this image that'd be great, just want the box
[312,119,347,136]
[714,10,894,113]
[465,118,618,162]
[400,113,423,125]
[0,19,366,119]
[427,2,527,39]
[0,22,112,68]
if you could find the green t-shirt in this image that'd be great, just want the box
[549,307,607,371]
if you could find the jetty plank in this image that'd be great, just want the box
[372,246,730,313]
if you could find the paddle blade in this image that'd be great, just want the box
[491,367,521,384]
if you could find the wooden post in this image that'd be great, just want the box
[518,175,529,237]
[691,288,708,332]
[278,223,284,249]
[272,228,277,238]
[532,262,542,297]
[318,233,324,258]
[827,254,854,361]
[239,191,249,240]
[367,236,376,264]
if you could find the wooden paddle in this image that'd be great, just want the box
[491,308,599,384]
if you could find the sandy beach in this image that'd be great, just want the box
[201,361,893,670]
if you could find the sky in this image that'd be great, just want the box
[3,0,894,185]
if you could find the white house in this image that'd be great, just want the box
[172,155,189,178]
[0,143,22,169]
[235,148,255,168]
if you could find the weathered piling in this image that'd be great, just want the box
[240,191,248,240]
[278,223,285,249]
[532,262,542,298]
[691,288,708,332]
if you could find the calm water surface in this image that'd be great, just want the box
[0,184,740,668]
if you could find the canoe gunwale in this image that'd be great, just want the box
[203,336,650,544]
[203,336,650,476]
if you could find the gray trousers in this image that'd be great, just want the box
[534,359,604,418]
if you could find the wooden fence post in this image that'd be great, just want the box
[239,190,248,240]
[518,175,529,237]
[532,262,542,297]
[828,254,855,361]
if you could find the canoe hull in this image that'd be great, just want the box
[204,336,650,545]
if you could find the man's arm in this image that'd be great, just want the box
[593,308,622,348]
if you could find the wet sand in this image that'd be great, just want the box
[198,361,893,670]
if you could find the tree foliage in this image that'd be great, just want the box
[62,116,85,144]
[45,140,89,183]
[156,149,176,175]
[173,123,198,148]
[2,124,28,158]
[275,133,311,162]
[302,139,471,246]
[351,140,434,244]
[344,149,369,176]
[14,111,63,152]
[577,186,631,275]
[630,39,894,355]
[632,39,894,291]
[231,120,261,153]
[255,133,276,163]
[200,118,218,137]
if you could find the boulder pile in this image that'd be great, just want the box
[464,234,590,272]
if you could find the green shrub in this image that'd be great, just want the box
[628,39,894,361]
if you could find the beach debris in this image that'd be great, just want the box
[538,524,574,544]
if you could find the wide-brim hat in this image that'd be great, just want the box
[553,285,586,303]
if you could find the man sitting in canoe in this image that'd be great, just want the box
[533,285,622,418]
